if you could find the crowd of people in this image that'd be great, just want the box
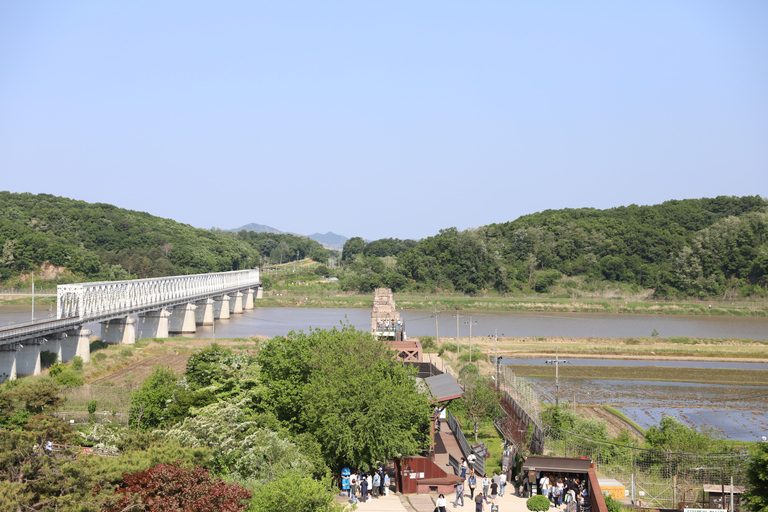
[347,467,392,504]
[450,457,506,511]
[536,473,589,512]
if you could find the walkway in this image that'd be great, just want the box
[337,490,534,512]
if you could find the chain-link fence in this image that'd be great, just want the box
[545,425,748,510]
[57,385,132,424]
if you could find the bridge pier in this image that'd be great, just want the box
[194,298,214,326]
[0,344,18,382]
[101,317,136,345]
[244,289,255,310]
[16,338,44,377]
[60,332,78,362]
[67,327,92,363]
[213,295,230,320]
[138,309,170,339]
[256,286,264,299]
[169,304,197,333]
[42,335,64,364]
[229,292,244,315]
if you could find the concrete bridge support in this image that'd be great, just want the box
[102,317,136,345]
[42,336,63,364]
[229,291,244,315]
[256,286,264,299]
[16,338,43,377]
[138,309,170,339]
[194,298,214,326]
[214,295,230,320]
[169,303,197,334]
[60,333,78,362]
[67,327,92,363]
[0,344,18,382]
[244,289,255,310]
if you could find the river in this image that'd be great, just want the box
[2,303,767,440]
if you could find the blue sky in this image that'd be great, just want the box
[1,1,766,241]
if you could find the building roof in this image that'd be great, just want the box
[423,373,464,402]
[703,485,745,494]
[522,456,593,473]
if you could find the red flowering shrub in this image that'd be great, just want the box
[103,461,250,512]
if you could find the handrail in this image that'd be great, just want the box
[446,409,485,476]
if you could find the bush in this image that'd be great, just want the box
[420,336,435,349]
[48,361,64,377]
[119,347,134,358]
[71,356,83,370]
[605,494,623,512]
[54,370,83,387]
[527,494,551,511]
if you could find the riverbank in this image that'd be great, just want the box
[258,290,768,317]
[443,335,768,362]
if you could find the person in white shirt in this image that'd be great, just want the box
[436,493,447,512]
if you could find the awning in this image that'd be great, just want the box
[423,373,464,402]
[522,456,593,473]
[703,485,745,494]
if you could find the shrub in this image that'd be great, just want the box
[527,494,551,511]
[54,370,84,387]
[93,352,107,362]
[48,361,64,377]
[87,399,98,422]
[119,347,134,358]
[71,356,83,370]
[605,494,623,512]
[420,336,436,349]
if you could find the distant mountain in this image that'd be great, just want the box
[308,232,348,251]
[230,223,283,234]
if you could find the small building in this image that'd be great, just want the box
[703,484,745,511]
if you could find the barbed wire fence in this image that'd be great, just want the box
[495,366,749,510]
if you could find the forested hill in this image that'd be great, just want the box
[0,192,328,285]
[341,196,768,298]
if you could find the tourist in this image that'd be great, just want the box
[539,473,550,499]
[490,479,498,504]
[474,493,485,511]
[360,475,369,502]
[436,493,447,512]
[499,471,507,497]
[453,481,465,508]
[350,478,358,505]
[384,471,391,496]
[467,452,477,472]
[481,473,491,502]
[373,470,381,497]
[468,473,477,499]
[460,457,468,480]
[366,473,373,500]
[379,469,386,497]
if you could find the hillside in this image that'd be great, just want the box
[338,196,768,299]
[230,222,283,234]
[0,192,328,286]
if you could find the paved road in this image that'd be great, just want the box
[338,489,533,512]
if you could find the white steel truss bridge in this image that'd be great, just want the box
[0,270,261,381]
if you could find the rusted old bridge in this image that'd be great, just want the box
[0,269,262,382]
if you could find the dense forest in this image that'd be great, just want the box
[2,192,766,299]
[339,196,768,298]
[0,192,328,285]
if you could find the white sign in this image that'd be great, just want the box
[684,509,723,512]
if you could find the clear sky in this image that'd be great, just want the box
[1,1,766,241]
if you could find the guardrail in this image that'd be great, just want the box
[446,409,485,476]
[448,453,460,476]
[58,269,260,321]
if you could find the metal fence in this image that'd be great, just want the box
[447,408,485,476]
[545,426,749,510]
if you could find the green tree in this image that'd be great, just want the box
[129,365,181,431]
[644,415,721,452]
[249,470,344,512]
[744,442,768,512]
[258,326,431,471]
[456,373,501,442]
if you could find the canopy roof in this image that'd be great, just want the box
[522,456,593,473]
[423,373,464,402]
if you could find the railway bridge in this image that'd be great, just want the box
[0,269,262,382]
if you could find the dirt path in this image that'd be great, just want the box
[90,354,192,386]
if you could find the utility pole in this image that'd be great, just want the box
[454,311,463,354]
[464,316,477,362]
[545,347,568,406]
[433,306,440,345]
[31,274,35,321]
